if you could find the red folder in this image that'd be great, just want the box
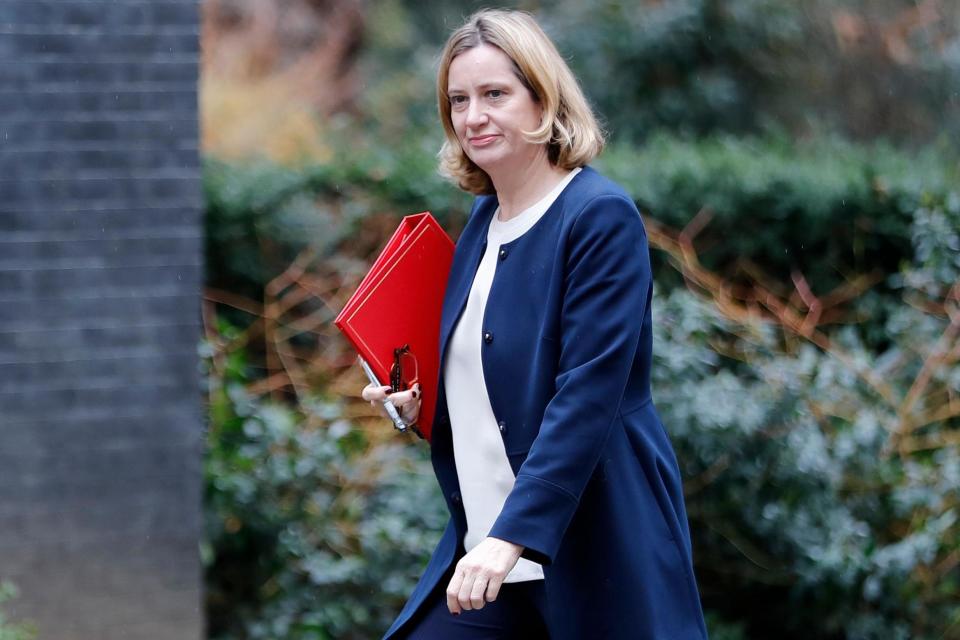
[335,212,454,442]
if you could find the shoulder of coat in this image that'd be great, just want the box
[563,169,640,230]
[563,167,634,213]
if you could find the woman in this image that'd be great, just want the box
[362,9,709,640]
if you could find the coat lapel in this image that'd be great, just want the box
[437,198,497,375]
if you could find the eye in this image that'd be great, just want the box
[487,89,504,99]
[449,94,468,108]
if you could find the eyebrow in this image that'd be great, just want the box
[447,80,508,94]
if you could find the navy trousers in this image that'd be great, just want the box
[397,568,550,640]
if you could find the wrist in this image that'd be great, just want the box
[490,537,524,554]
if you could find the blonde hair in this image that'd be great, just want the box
[436,9,605,195]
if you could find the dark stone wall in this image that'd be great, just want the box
[0,1,204,638]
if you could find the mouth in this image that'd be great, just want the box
[468,134,499,147]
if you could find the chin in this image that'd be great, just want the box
[467,152,508,176]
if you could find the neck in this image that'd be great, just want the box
[489,151,569,221]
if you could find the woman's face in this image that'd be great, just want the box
[446,44,544,177]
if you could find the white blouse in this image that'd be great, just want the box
[443,167,581,582]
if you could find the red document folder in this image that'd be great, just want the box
[334,212,454,442]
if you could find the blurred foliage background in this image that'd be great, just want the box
[198,1,960,638]
[0,583,35,640]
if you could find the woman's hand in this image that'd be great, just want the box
[446,537,524,614]
[361,382,421,426]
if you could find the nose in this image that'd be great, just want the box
[464,100,488,129]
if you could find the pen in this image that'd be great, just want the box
[358,356,409,432]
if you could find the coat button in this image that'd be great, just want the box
[483,331,493,344]
[498,248,508,260]
[451,491,461,504]
[498,420,507,434]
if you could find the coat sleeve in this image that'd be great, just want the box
[488,194,650,565]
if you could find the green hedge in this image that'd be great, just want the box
[606,133,957,289]
[0,584,35,640]
[202,133,471,303]
[202,339,448,640]
[203,195,960,636]
[202,134,959,638]
[204,130,958,304]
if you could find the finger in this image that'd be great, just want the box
[469,573,489,610]
[458,569,479,611]
[386,388,416,407]
[392,397,422,427]
[485,572,504,603]
[361,384,391,402]
[365,385,394,420]
[400,400,420,424]
[387,381,421,401]
[446,570,464,615]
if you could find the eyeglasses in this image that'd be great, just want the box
[390,344,419,393]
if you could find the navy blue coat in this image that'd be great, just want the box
[383,166,708,639]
